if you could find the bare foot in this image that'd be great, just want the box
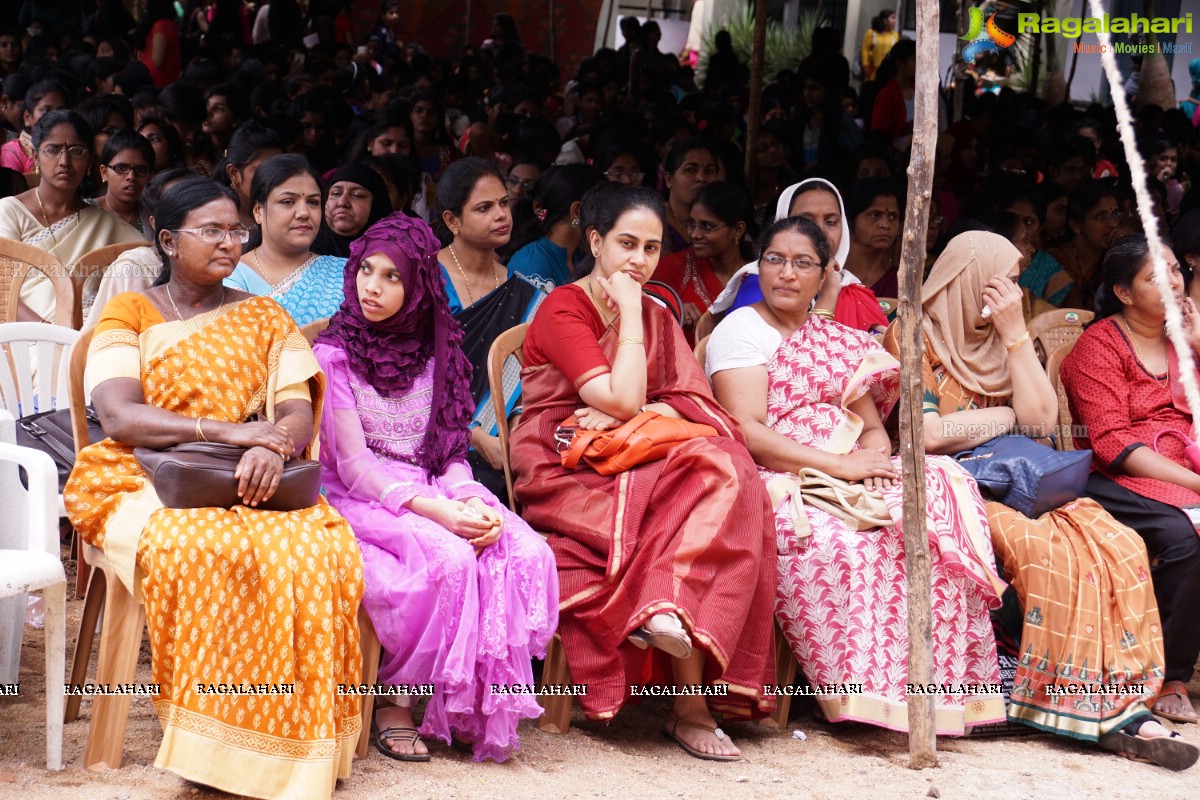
[374,704,429,758]
[1140,720,1174,738]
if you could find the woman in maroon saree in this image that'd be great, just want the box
[510,183,776,762]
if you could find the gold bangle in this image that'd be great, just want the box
[1005,331,1031,353]
[617,338,644,346]
[812,308,835,319]
[195,418,207,442]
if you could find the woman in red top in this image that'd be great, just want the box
[869,38,916,150]
[510,183,776,761]
[1061,234,1200,725]
[654,181,753,342]
[137,0,182,89]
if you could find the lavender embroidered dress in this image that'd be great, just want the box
[312,342,559,762]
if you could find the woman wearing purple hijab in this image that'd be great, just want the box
[312,213,558,763]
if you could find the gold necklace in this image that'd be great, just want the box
[585,276,618,326]
[666,203,688,237]
[448,243,499,305]
[251,249,313,288]
[1119,315,1168,384]
[34,187,62,248]
[166,284,225,322]
[99,195,138,227]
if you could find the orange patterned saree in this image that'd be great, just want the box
[65,293,363,800]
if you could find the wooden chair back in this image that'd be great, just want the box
[0,322,80,419]
[694,334,710,373]
[71,242,145,330]
[1045,340,1079,451]
[68,327,95,455]
[0,238,73,327]
[1028,308,1093,364]
[486,322,530,512]
[299,317,330,344]
[694,310,716,341]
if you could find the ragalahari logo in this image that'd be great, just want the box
[961,6,1017,64]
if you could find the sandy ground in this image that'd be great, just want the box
[3,553,1199,800]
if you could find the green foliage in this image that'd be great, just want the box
[696,4,828,85]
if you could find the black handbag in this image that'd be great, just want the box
[956,435,1092,518]
[15,406,106,492]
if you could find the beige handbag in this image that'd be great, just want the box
[767,467,894,542]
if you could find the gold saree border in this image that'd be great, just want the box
[153,701,359,800]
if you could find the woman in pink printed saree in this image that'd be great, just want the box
[707,216,1006,734]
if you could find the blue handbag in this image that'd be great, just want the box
[955,435,1092,518]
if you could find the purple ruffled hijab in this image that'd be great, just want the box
[317,212,474,476]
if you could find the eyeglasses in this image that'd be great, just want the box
[760,254,822,274]
[39,143,90,160]
[1088,210,1125,223]
[174,226,251,244]
[604,168,644,182]
[106,163,151,177]
[505,176,537,191]
[685,219,726,234]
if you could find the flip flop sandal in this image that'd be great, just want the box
[371,712,431,762]
[662,713,742,762]
[626,613,693,659]
[1099,728,1199,771]
[1152,681,1199,724]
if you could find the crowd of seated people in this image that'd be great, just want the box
[0,7,1197,799]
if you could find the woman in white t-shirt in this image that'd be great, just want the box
[705,214,1006,736]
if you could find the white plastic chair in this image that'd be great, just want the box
[0,416,66,770]
[0,322,82,516]
[0,322,80,418]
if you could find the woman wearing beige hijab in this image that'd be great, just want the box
[886,231,1196,769]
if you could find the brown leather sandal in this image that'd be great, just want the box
[662,713,741,762]
[1153,681,1198,724]
[1099,728,1199,771]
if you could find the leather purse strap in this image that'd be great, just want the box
[562,427,602,469]
[586,411,660,459]
[1153,429,1193,452]
[561,410,660,469]
[18,413,77,464]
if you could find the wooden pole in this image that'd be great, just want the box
[1064,0,1084,99]
[900,0,940,771]
[1029,0,1044,97]
[743,0,767,193]
[952,0,967,123]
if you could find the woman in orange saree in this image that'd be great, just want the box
[64,178,364,800]
[510,183,776,762]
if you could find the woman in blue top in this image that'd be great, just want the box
[507,163,603,289]
[436,158,546,503]
[224,153,347,326]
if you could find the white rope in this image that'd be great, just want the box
[1088,0,1200,443]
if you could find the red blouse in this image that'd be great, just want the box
[1060,317,1200,508]
[524,284,620,391]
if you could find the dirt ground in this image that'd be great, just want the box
[3,555,1199,800]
